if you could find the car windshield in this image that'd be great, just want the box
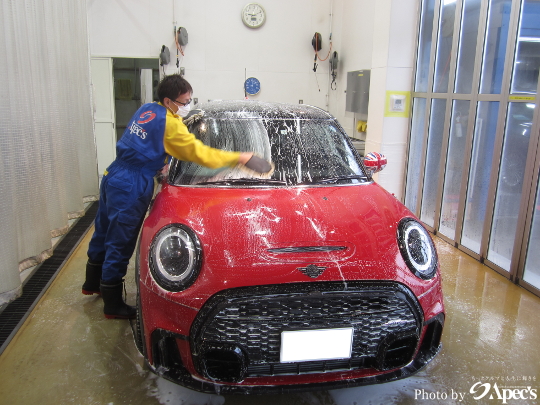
[169,116,368,186]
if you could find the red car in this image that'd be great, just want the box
[133,101,444,394]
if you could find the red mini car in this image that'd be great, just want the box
[133,101,444,394]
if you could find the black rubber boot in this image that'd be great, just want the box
[82,261,102,295]
[100,280,136,319]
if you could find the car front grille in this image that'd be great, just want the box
[190,281,423,381]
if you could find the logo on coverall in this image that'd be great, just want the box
[138,110,156,124]
[129,110,156,140]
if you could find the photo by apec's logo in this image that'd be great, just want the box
[470,382,537,403]
[415,381,537,404]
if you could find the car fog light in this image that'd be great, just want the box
[150,224,202,291]
[201,344,247,383]
[397,218,438,280]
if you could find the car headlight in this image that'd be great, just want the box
[397,218,438,280]
[149,224,202,291]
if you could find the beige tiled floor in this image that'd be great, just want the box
[0,229,539,405]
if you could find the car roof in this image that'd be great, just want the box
[194,100,334,120]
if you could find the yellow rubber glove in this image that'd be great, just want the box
[356,120,367,132]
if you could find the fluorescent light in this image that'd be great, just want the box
[518,37,540,42]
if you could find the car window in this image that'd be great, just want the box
[169,118,368,186]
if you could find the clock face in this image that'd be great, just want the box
[242,3,266,28]
[244,77,261,95]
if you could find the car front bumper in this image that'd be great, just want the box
[139,280,444,394]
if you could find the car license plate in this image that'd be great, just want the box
[280,327,354,363]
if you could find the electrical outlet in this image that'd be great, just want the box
[299,100,303,104]
[180,67,185,75]
[193,98,198,105]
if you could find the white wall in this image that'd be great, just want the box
[88,0,338,107]
[364,0,419,199]
[328,0,375,137]
[87,0,418,197]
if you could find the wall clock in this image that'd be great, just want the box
[244,77,261,95]
[241,3,266,28]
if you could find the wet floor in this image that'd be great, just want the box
[0,228,539,405]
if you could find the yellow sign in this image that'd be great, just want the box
[509,95,536,101]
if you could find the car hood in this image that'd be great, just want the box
[142,182,436,300]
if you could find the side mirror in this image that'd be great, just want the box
[363,152,387,175]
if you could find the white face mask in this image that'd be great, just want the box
[173,101,191,118]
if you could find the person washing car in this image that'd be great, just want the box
[82,74,272,319]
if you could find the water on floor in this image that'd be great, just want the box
[0,230,538,405]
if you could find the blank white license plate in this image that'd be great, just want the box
[280,327,354,363]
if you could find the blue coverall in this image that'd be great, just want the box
[87,102,239,283]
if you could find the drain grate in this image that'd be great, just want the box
[0,202,97,355]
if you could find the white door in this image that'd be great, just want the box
[90,57,116,177]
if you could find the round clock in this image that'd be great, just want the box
[241,3,266,28]
[244,77,261,95]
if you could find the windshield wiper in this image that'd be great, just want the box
[196,178,287,186]
[310,174,368,184]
